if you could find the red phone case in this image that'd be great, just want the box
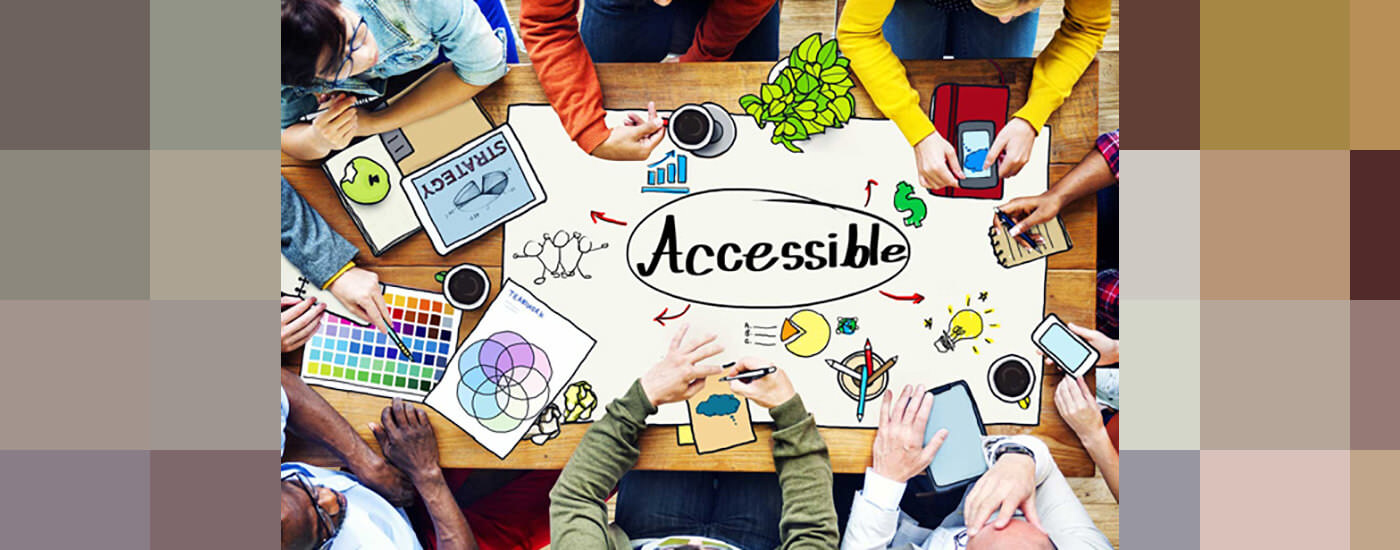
[929,83,1010,200]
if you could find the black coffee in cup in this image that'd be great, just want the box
[992,361,1031,397]
[443,264,490,310]
[671,108,712,147]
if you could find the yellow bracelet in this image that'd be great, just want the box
[322,261,356,290]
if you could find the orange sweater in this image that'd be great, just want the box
[521,0,777,154]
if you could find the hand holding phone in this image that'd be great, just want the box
[1031,314,1100,377]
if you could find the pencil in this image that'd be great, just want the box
[823,358,863,379]
[385,324,415,362]
[869,356,899,381]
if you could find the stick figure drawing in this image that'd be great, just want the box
[513,230,609,284]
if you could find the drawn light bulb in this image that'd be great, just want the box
[934,309,983,353]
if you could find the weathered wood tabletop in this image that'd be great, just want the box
[282,59,1099,476]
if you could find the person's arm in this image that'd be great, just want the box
[836,0,934,147]
[548,380,656,549]
[679,0,779,62]
[280,369,414,506]
[839,384,946,550]
[519,0,663,159]
[1054,376,1118,502]
[552,327,724,548]
[1025,450,1114,549]
[281,178,358,289]
[837,0,963,191]
[726,360,839,549]
[519,0,610,154]
[1011,0,1113,132]
[371,399,478,550]
[996,135,1117,237]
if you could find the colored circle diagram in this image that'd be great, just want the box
[781,309,831,357]
[457,331,553,433]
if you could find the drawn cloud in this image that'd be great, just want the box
[695,394,741,417]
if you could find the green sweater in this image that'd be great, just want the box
[549,380,840,549]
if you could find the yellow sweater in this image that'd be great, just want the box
[837,0,1112,146]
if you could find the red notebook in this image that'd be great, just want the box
[928,83,1010,200]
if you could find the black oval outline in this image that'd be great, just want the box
[625,187,912,309]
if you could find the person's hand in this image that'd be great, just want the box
[329,267,395,335]
[965,452,1044,537]
[726,359,795,409]
[310,94,359,151]
[997,191,1064,239]
[1040,322,1119,367]
[913,132,964,191]
[1054,375,1106,445]
[349,455,416,507]
[281,296,326,352]
[592,101,666,161]
[369,398,442,483]
[640,324,725,407]
[871,384,946,483]
[986,118,1037,178]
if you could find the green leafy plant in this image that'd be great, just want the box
[738,33,855,153]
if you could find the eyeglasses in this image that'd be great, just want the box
[282,471,341,550]
[329,15,369,86]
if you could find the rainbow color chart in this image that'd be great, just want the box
[300,284,462,400]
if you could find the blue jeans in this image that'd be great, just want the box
[615,470,783,549]
[581,0,781,62]
[883,0,1038,59]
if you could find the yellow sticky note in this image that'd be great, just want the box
[677,425,695,445]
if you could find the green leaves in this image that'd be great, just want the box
[816,39,839,69]
[737,33,856,154]
[796,33,822,64]
[760,83,782,103]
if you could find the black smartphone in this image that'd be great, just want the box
[956,120,998,189]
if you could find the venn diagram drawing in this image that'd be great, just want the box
[457,331,554,433]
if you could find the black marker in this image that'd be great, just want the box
[719,366,777,383]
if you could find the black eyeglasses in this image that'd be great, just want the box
[329,15,368,86]
[282,471,341,550]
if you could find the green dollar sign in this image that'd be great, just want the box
[893,181,927,228]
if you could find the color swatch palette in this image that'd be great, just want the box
[300,284,462,400]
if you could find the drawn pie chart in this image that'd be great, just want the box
[781,309,830,357]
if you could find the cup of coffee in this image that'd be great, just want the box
[987,355,1035,409]
[667,102,736,158]
[442,263,490,311]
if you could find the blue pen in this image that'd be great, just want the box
[856,364,869,421]
[995,209,1039,251]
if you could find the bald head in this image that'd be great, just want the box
[967,518,1052,550]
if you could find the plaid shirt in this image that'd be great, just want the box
[1097,269,1119,338]
[1096,130,1119,179]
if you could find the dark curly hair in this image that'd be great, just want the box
[282,0,347,86]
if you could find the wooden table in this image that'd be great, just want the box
[282,59,1099,476]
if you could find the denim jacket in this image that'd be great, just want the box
[281,0,509,128]
[282,178,359,288]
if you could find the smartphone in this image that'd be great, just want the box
[956,120,998,189]
[924,380,988,491]
[1031,314,1100,377]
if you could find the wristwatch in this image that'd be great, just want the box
[993,442,1034,463]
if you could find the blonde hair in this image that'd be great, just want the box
[971,0,1041,17]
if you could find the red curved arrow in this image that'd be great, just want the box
[864,179,879,207]
[590,210,626,226]
[653,304,691,326]
[879,290,925,304]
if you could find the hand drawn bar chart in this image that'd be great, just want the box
[643,151,689,194]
